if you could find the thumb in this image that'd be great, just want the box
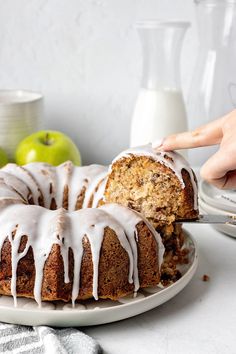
[200,147,236,189]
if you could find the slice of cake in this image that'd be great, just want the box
[103,144,198,228]
[103,144,198,285]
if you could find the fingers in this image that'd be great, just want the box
[165,117,224,151]
[152,116,226,152]
[200,146,236,189]
[152,109,236,189]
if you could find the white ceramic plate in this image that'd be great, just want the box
[0,231,198,327]
[200,180,236,213]
[199,197,236,238]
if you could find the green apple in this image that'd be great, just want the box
[0,147,8,167]
[15,130,81,166]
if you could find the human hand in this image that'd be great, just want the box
[152,110,236,189]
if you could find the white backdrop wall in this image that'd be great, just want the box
[0,0,198,165]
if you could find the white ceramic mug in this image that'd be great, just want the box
[0,90,43,160]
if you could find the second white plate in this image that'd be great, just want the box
[199,197,236,238]
[200,180,236,213]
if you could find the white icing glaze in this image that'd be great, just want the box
[1,162,108,211]
[82,169,108,208]
[91,176,107,208]
[85,299,119,310]
[62,303,86,311]
[0,180,25,201]
[118,292,145,304]
[24,162,57,209]
[0,198,25,209]
[111,144,198,210]
[22,301,56,310]
[0,171,30,202]
[54,161,73,209]
[2,164,42,204]
[68,164,107,210]
[143,284,164,294]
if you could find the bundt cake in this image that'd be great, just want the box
[103,144,198,228]
[0,161,164,306]
[0,145,198,306]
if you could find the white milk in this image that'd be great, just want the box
[130,88,188,147]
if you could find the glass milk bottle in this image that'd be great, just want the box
[187,0,236,166]
[130,20,190,149]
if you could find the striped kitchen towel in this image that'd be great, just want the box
[0,323,102,354]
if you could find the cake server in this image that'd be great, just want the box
[176,214,236,226]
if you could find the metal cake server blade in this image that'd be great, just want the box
[176,214,236,226]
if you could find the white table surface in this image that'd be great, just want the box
[84,224,236,354]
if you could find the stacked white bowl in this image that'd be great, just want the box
[199,180,236,237]
[0,90,43,161]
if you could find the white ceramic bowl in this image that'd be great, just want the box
[0,90,43,160]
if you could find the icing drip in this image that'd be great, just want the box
[68,164,107,210]
[0,180,25,201]
[0,172,30,202]
[69,208,134,303]
[53,208,70,284]
[111,144,198,210]
[54,161,73,208]
[24,163,57,209]
[82,169,108,208]
[91,176,107,208]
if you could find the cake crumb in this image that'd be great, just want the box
[202,274,210,282]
